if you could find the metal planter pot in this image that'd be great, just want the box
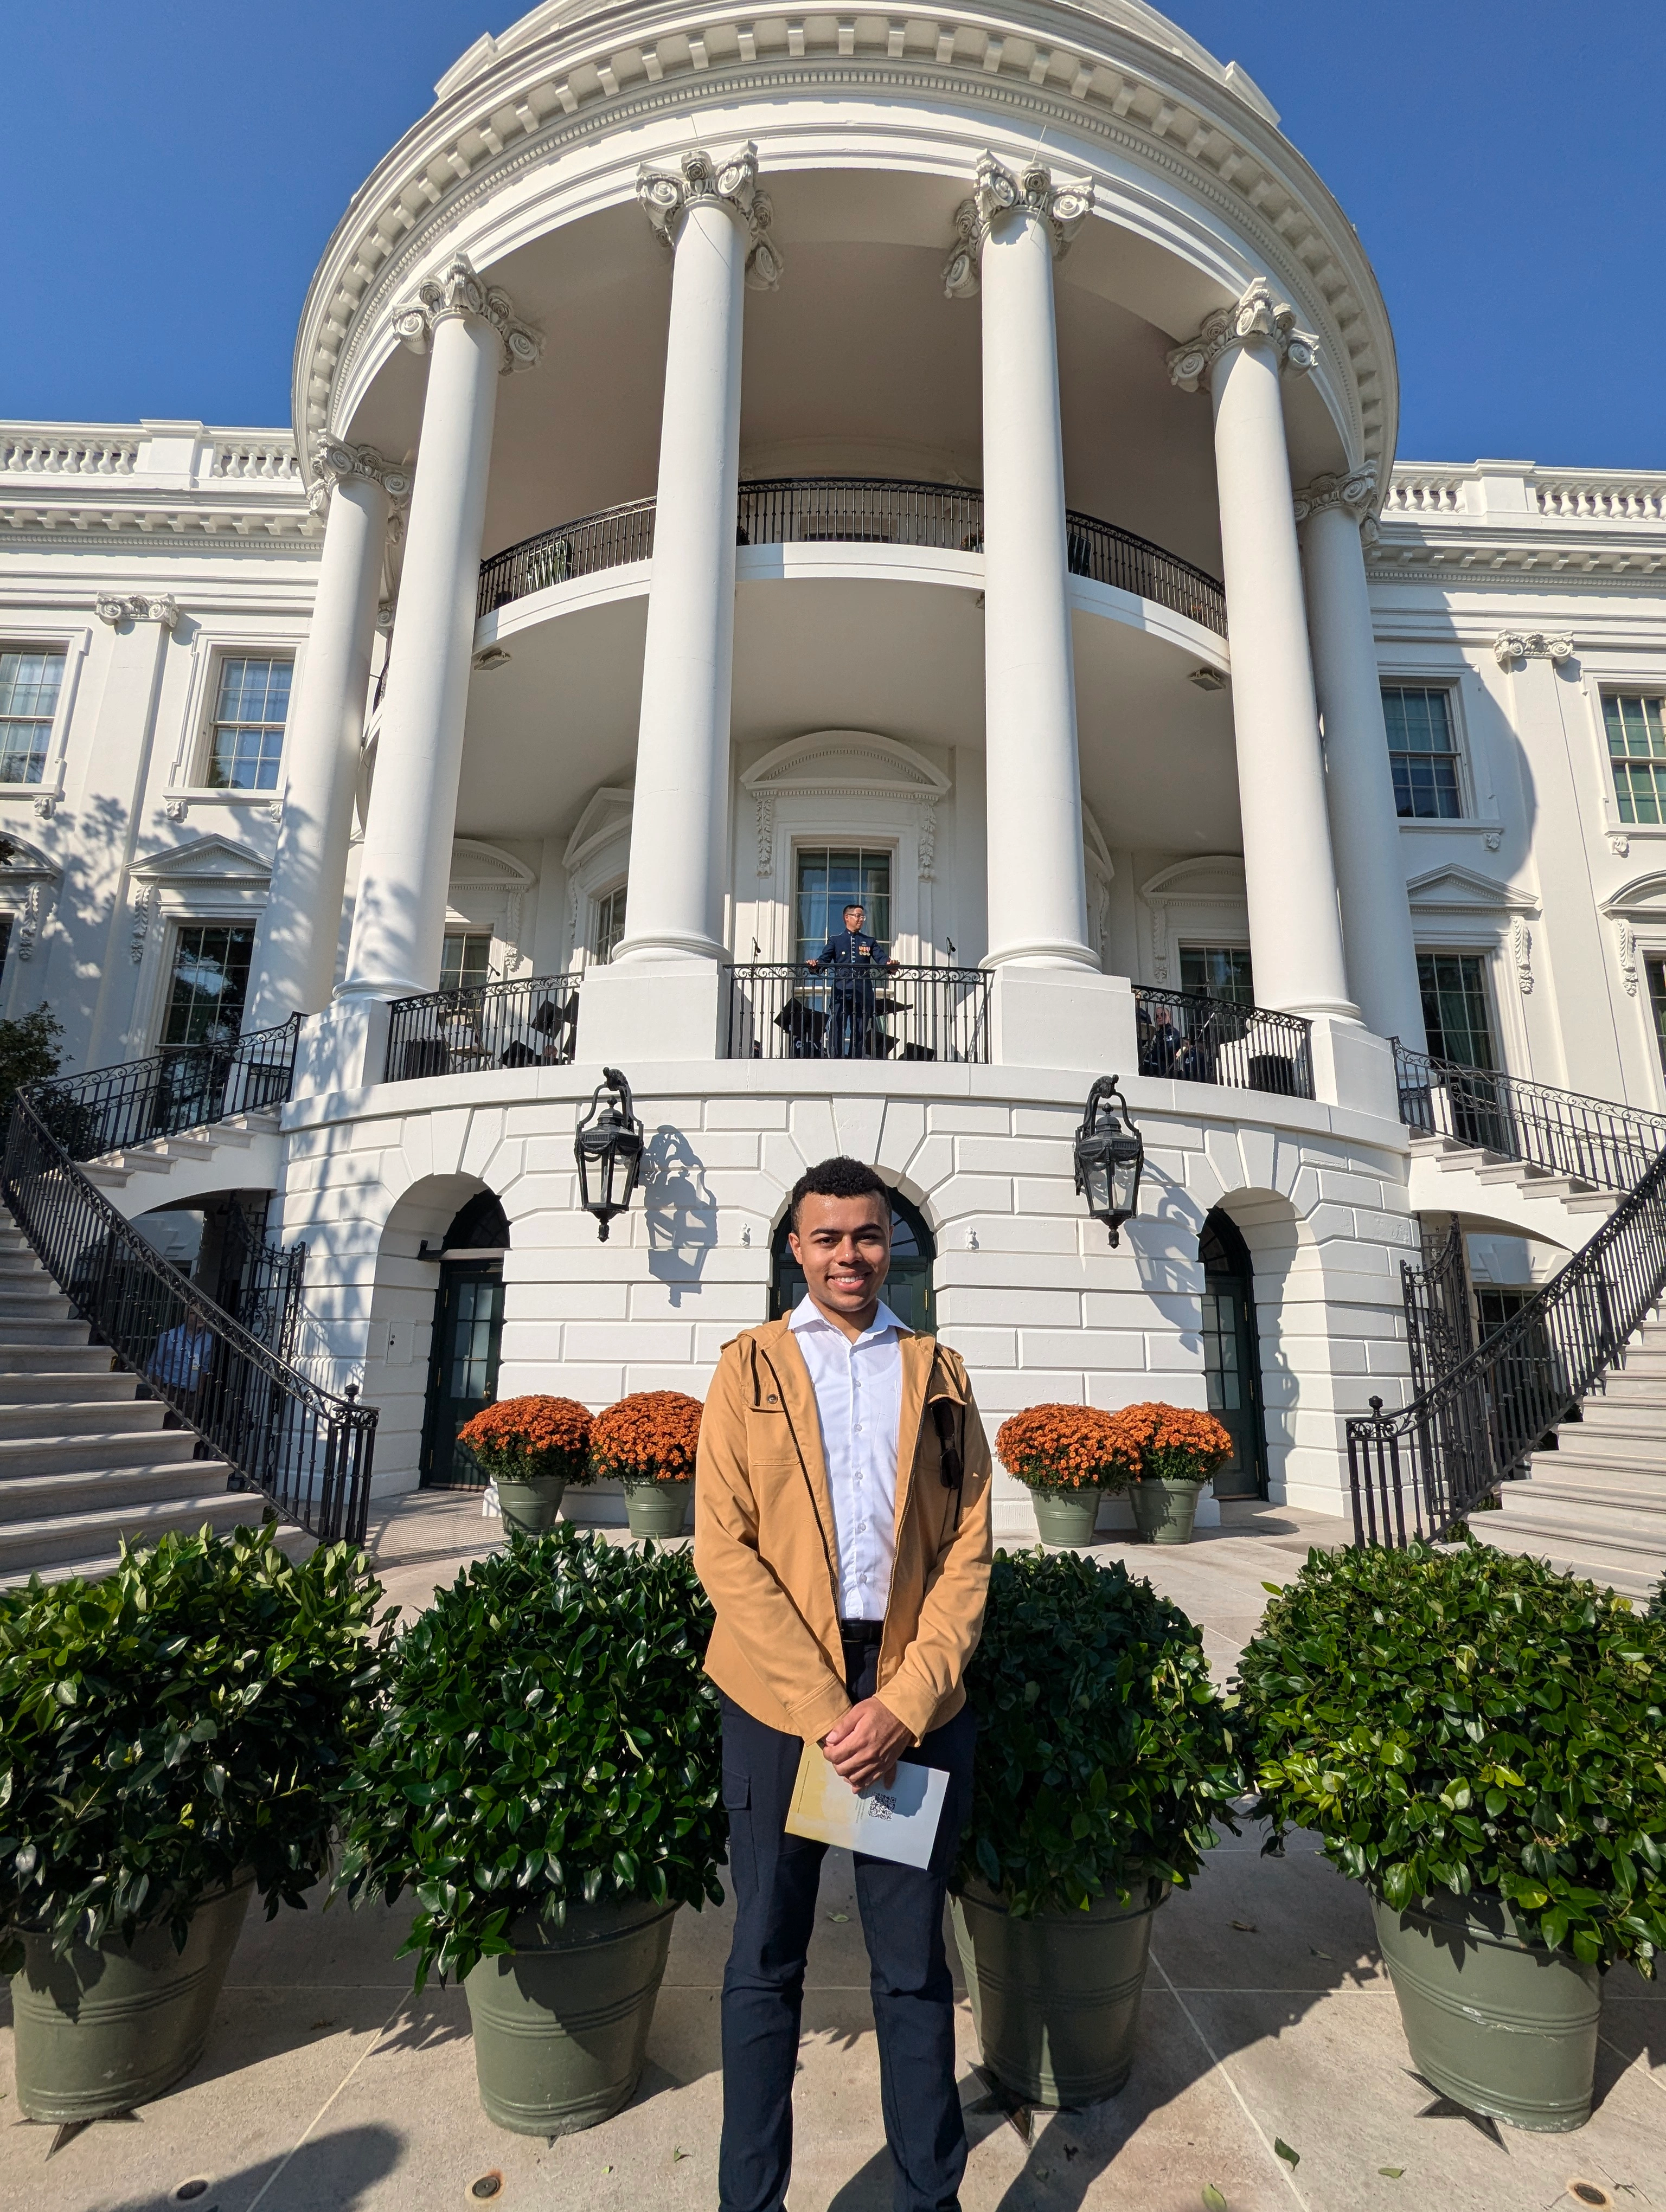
[1027,1487,1102,1546]
[623,1480,691,1539]
[1129,1477,1208,1545]
[951,1875,1167,2107]
[497,1474,566,1534]
[10,1873,254,2121]
[463,1896,681,2134]
[1372,1891,1602,2133]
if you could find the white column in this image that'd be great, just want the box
[1169,285,1357,1021]
[1297,469,1428,1048]
[247,443,405,1030]
[946,155,1094,970]
[337,255,540,1002]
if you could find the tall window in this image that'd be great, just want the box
[207,657,291,790]
[1383,685,1462,819]
[440,932,493,993]
[796,847,892,963]
[1646,957,1666,1079]
[0,648,65,785]
[1179,946,1254,1005]
[161,924,255,1047]
[1417,951,1495,1069]
[1604,695,1666,825]
[593,885,626,964]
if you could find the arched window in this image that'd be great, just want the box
[770,1187,937,1333]
[1199,1207,1265,1498]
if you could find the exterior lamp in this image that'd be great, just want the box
[574,1066,645,1242]
[1074,1075,1144,1246]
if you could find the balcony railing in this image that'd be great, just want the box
[478,477,1227,636]
[385,975,580,1084]
[1134,986,1314,1101]
[725,964,991,1063]
[1393,1042,1666,1192]
[35,1017,300,1163]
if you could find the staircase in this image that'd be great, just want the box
[1406,1129,1620,1249]
[82,1108,283,1219]
[0,1206,268,1586]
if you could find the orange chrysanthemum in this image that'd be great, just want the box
[1104,1401,1233,1484]
[995,1404,1138,1494]
[456,1394,594,1485]
[590,1390,703,1489]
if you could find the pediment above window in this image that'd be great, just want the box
[563,787,633,873]
[448,837,536,892]
[742,730,951,801]
[131,835,270,885]
[0,834,59,883]
[1405,865,1537,916]
[1601,871,1666,919]
[1140,854,1246,908]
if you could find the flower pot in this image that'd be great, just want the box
[1372,1891,1601,2133]
[463,1896,681,2134]
[951,1874,1167,2107]
[1130,1476,1208,1545]
[497,1473,566,1534]
[1027,1487,1103,1546]
[623,1480,691,1539]
[9,1873,254,2121]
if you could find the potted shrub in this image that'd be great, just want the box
[591,1389,702,1539]
[994,1403,1135,1546]
[458,1394,593,1533]
[952,1550,1239,2106]
[1236,1538,1666,2133]
[1111,1401,1233,1545]
[0,1525,389,2122]
[335,1527,725,2134]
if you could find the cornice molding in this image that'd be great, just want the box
[941,151,1092,297]
[1167,276,1318,392]
[638,140,782,288]
[390,253,543,372]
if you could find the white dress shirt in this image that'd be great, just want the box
[788,1293,906,1623]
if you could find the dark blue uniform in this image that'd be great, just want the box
[811,928,887,1057]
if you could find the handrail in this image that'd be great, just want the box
[35,1015,302,1163]
[1394,1039,1666,1194]
[2,1090,376,1544]
[1135,985,1313,1101]
[478,477,1228,637]
[385,974,580,1084]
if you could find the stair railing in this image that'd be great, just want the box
[1401,1212,1476,1399]
[2,1089,376,1545]
[35,1014,302,1163]
[1394,1039,1666,1193]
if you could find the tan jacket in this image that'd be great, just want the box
[694,1316,993,1745]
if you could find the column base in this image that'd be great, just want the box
[575,957,724,1064]
[989,967,1138,1075]
[292,996,393,1097]
[1308,1015,1401,1121]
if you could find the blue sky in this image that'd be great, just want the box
[6,1,1660,466]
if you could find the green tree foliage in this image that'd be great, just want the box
[0,1003,62,1122]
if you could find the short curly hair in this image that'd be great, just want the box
[789,1155,890,1229]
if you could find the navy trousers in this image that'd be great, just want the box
[717,1642,976,2212]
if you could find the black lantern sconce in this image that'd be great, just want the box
[1074,1075,1144,1246]
[574,1066,645,1242]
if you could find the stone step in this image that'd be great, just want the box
[1505,1471,1666,1516]
[1539,1424,1666,1467]
[0,1429,201,1479]
[0,1462,239,1526]
[0,1369,137,1406]
[0,1398,164,1442]
[0,1282,74,1314]
[0,1486,256,1579]
[1490,1492,1666,1556]
[1530,1442,1666,1481]
[0,1316,101,1346]
[1470,1523,1659,1602]
[0,1336,99,1372]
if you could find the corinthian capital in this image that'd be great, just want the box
[941,153,1093,298]
[392,253,543,374]
[1167,279,1319,392]
[637,143,782,291]
[307,439,413,517]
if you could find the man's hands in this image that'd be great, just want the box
[822,1697,913,1791]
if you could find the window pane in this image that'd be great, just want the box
[795,847,892,962]
[1383,685,1462,818]
[593,886,626,963]
[1648,959,1666,1081]
[1417,951,1495,1069]
[1179,945,1255,1004]
[0,648,64,786]
[440,933,493,992]
[209,656,291,790]
[161,925,255,1046]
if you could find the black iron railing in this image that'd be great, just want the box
[1394,1040,1666,1193]
[1401,1213,1475,1400]
[478,478,1228,636]
[3,1091,375,1543]
[1135,986,1313,1101]
[1348,1145,1666,1546]
[216,1198,307,1364]
[385,975,580,1084]
[725,964,991,1063]
[35,1017,301,1163]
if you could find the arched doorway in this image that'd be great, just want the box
[770,1188,937,1332]
[421,1189,511,1488]
[1200,1208,1266,1499]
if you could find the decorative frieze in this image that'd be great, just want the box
[307,439,413,518]
[392,252,543,372]
[95,593,180,629]
[941,153,1093,298]
[637,142,782,290]
[1493,631,1573,669]
[1167,278,1319,393]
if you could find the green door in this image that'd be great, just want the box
[771,1192,935,1333]
[1200,1211,1265,1499]
[421,1261,504,1487]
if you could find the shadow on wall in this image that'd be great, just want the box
[643,1123,716,1306]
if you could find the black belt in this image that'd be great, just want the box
[838,1618,885,1645]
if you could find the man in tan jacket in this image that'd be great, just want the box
[695,1155,993,2212]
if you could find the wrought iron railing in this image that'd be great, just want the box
[34,1017,301,1163]
[1134,986,1314,1101]
[2,1091,376,1544]
[216,1198,307,1364]
[724,964,991,1063]
[1348,1145,1666,1546]
[385,975,580,1084]
[478,478,1228,636]
[1394,1040,1666,1193]
[1401,1213,1475,1400]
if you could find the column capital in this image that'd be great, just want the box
[95,592,179,629]
[392,252,543,373]
[637,142,782,290]
[1293,464,1380,542]
[941,153,1093,298]
[307,439,412,518]
[1167,279,1319,392]
[1494,629,1573,670]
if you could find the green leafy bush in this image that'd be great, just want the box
[0,1004,63,1122]
[335,1526,725,1987]
[954,1550,1240,1917]
[0,1525,390,1969]
[1235,1539,1666,1973]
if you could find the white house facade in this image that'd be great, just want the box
[6,0,1666,1544]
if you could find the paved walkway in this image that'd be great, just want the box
[4,1497,1663,2212]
